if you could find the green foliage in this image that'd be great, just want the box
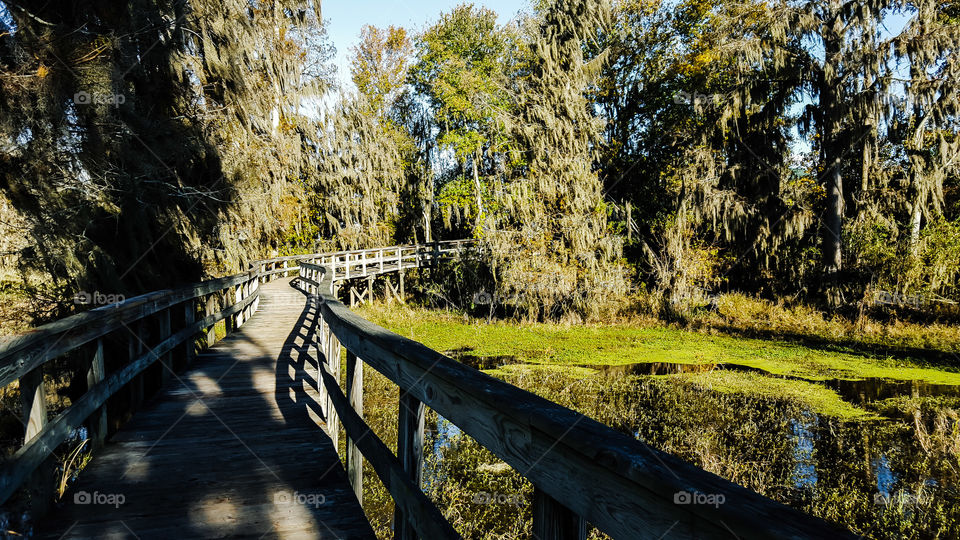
[410,4,521,230]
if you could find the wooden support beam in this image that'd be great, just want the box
[367,276,374,305]
[158,308,172,387]
[128,321,144,411]
[394,390,425,540]
[533,487,587,540]
[223,289,234,334]
[325,324,340,451]
[316,316,328,422]
[183,299,196,366]
[86,338,108,448]
[346,351,363,503]
[205,295,217,348]
[20,367,53,515]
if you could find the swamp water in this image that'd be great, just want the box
[417,353,960,539]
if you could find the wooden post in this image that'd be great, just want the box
[20,367,54,515]
[394,390,425,540]
[399,271,405,301]
[233,283,243,328]
[183,299,196,366]
[533,487,586,540]
[205,294,217,348]
[316,317,328,421]
[158,308,172,387]
[367,275,374,305]
[325,325,340,451]
[129,321,144,411]
[346,351,363,502]
[223,288,234,334]
[86,338,108,448]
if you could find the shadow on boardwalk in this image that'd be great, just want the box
[40,278,374,539]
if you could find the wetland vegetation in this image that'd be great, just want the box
[344,301,960,539]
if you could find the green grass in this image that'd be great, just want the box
[354,303,960,419]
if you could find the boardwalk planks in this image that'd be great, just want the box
[39,279,374,539]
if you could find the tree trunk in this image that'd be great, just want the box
[824,164,843,276]
[472,150,484,225]
[821,12,844,282]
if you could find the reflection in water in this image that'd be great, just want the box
[444,352,518,371]
[873,454,896,499]
[824,377,960,404]
[790,414,818,489]
[433,352,960,537]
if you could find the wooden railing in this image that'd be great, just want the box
[0,242,470,514]
[297,260,855,539]
[0,252,304,511]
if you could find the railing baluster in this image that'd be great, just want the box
[346,351,363,502]
[183,299,196,366]
[205,294,217,347]
[394,390,425,540]
[159,308,172,387]
[533,487,586,540]
[20,365,53,514]
[87,337,108,448]
[316,314,328,422]
[326,324,340,450]
[129,321,144,411]
[223,288,234,334]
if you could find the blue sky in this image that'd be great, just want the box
[322,1,527,89]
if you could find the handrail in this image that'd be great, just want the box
[0,241,468,510]
[299,259,854,539]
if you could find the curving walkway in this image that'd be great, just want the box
[41,278,374,539]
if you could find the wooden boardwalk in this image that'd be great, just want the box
[40,278,374,539]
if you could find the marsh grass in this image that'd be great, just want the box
[692,293,960,360]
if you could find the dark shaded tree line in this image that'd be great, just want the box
[0,0,332,318]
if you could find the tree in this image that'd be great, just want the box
[410,4,516,232]
[488,0,627,320]
[351,25,413,114]
[0,0,331,313]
